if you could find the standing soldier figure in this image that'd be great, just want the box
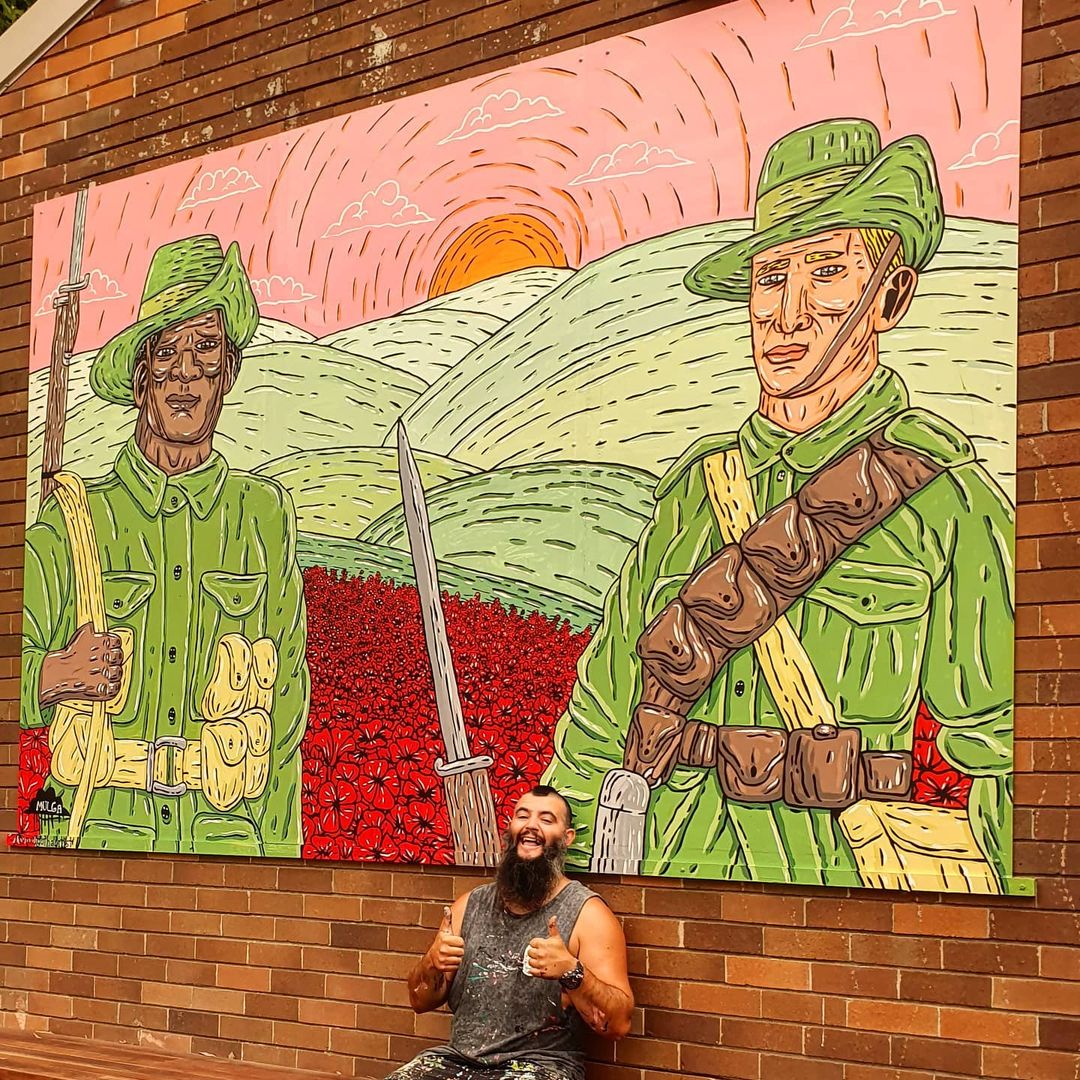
[545,120,1014,892]
[21,235,310,856]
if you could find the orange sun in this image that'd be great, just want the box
[428,214,568,299]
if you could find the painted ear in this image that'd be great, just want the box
[132,357,148,407]
[877,267,918,330]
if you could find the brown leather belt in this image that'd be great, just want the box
[677,721,912,809]
[626,427,944,786]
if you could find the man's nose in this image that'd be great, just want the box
[778,276,813,334]
[172,344,201,382]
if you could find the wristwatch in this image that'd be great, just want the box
[559,959,585,991]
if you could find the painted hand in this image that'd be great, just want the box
[39,622,125,706]
[523,916,576,980]
[428,905,465,974]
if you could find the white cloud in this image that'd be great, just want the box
[440,89,563,144]
[949,120,1020,170]
[251,275,316,305]
[34,269,127,317]
[796,0,955,50]
[568,141,694,186]
[322,181,433,237]
[179,166,261,210]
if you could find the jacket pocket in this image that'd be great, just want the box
[807,559,931,625]
[102,570,155,726]
[191,572,268,722]
[802,559,932,726]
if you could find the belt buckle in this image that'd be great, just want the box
[148,736,187,797]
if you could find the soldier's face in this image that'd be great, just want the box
[135,310,235,444]
[749,228,886,398]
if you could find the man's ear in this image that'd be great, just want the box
[132,357,148,407]
[875,266,918,331]
[223,342,240,394]
[565,827,577,847]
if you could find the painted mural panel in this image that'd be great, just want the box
[13,0,1026,893]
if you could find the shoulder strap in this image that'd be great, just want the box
[49,472,109,846]
[50,472,106,632]
[624,425,943,782]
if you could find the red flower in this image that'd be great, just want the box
[354,827,399,862]
[358,759,400,811]
[318,780,358,835]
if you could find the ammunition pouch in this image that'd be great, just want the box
[677,721,913,809]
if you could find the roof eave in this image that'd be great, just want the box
[0,0,103,93]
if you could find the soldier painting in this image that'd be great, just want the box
[14,1,1022,891]
[544,120,1015,893]
[20,235,310,856]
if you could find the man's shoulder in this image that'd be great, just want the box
[222,468,293,512]
[654,431,741,499]
[881,408,976,470]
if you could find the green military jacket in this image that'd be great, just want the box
[544,367,1014,886]
[21,438,310,857]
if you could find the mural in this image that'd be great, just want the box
[13,0,1026,894]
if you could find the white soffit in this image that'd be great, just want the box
[0,0,102,92]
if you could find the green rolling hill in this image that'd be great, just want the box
[358,460,657,611]
[391,219,1017,498]
[256,446,475,538]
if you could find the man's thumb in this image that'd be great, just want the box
[441,905,453,931]
[548,916,560,937]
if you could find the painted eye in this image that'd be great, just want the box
[196,338,220,351]
[812,264,844,279]
[154,347,176,359]
[755,272,785,288]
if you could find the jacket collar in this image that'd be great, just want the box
[737,366,909,477]
[114,438,229,520]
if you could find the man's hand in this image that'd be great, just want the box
[427,906,465,974]
[39,623,124,708]
[523,916,576,980]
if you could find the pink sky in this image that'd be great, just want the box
[30,0,1021,370]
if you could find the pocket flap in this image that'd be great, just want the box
[201,572,267,618]
[102,571,155,619]
[808,558,931,624]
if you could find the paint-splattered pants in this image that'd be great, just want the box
[384,1050,579,1080]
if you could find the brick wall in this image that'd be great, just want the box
[0,1,1077,1077]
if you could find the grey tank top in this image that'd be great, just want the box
[442,880,598,1076]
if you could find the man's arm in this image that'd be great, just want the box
[920,463,1015,882]
[564,897,634,1039]
[407,893,469,1014]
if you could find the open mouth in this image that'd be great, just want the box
[517,832,544,852]
[765,343,809,363]
[166,395,199,412]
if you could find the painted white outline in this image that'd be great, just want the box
[440,89,564,144]
[949,120,1020,170]
[179,166,261,210]
[34,268,127,316]
[795,0,955,50]
[568,141,694,186]
[322,180,433,237]
[251,275,317,305]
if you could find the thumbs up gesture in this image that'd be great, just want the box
[427,906,465,974]
[522,916,576,980]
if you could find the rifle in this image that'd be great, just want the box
[40,186,90,507]
[396,421,502,867]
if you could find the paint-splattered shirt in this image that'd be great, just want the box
[436,880,599,1078]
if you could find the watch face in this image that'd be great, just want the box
[560,961,584,989]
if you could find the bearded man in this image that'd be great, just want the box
[20,235,309,857]
[544,119,1014,892]
[396,786,633,1080]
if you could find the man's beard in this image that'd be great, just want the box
[496,830,568,910]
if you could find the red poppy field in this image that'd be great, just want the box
[11,567,971,858]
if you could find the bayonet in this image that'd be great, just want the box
[396,421,502,867]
